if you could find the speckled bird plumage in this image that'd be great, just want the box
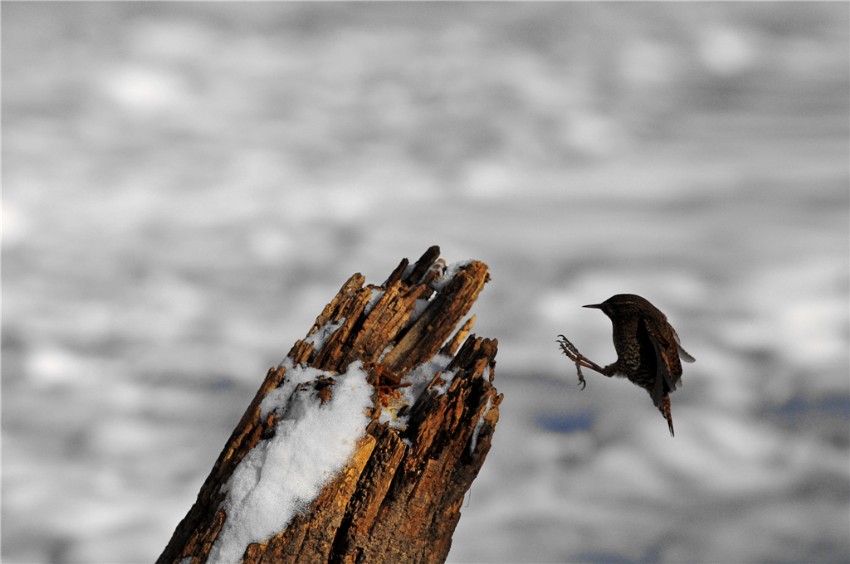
[558,294,694,436]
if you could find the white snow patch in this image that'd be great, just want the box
[409,298,430,323]
[364,289,385,314]
[303,318,345,350]
[469,396,494,455]
[208,359,372,564]
[407,353,455,400]
[430,369,457,396]
[376,343,393,364]
[400,261,416,280]
[430,260,473,291]
[378,354,454,429]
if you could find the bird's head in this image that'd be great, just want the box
[583,294,659,320]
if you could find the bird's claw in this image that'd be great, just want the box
[557,334,587,390]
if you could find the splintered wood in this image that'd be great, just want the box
[157,245,502,564]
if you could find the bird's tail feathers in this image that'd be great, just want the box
[661,394,674,437]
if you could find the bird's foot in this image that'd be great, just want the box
[557,335,588,390]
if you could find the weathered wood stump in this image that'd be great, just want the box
[158,246,502,563]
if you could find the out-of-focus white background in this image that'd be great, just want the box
[3,3,848,563]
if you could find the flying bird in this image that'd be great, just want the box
[557,294,695,436]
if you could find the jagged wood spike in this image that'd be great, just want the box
[157,248,500,564]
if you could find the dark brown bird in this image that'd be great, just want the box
[557,294,694,436]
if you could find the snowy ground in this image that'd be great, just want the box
[3,3,848,563]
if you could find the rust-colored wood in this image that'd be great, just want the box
[157,246,501,564]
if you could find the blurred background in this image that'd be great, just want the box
[3,3,848,563]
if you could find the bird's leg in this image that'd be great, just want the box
[557,335,609,390]
[556,335,607,372]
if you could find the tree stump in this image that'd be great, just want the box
[158,246,502,564]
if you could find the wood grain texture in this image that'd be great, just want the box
[158,246,501,564]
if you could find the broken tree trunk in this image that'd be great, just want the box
[158,246,502,564]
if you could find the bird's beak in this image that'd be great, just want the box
[583,303,603,309]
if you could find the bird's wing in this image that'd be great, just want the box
[640,316,682,397]
[672,327,696,363]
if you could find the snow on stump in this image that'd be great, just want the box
[157,246,502,564]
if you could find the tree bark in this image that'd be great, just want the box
[158,246,502,564]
